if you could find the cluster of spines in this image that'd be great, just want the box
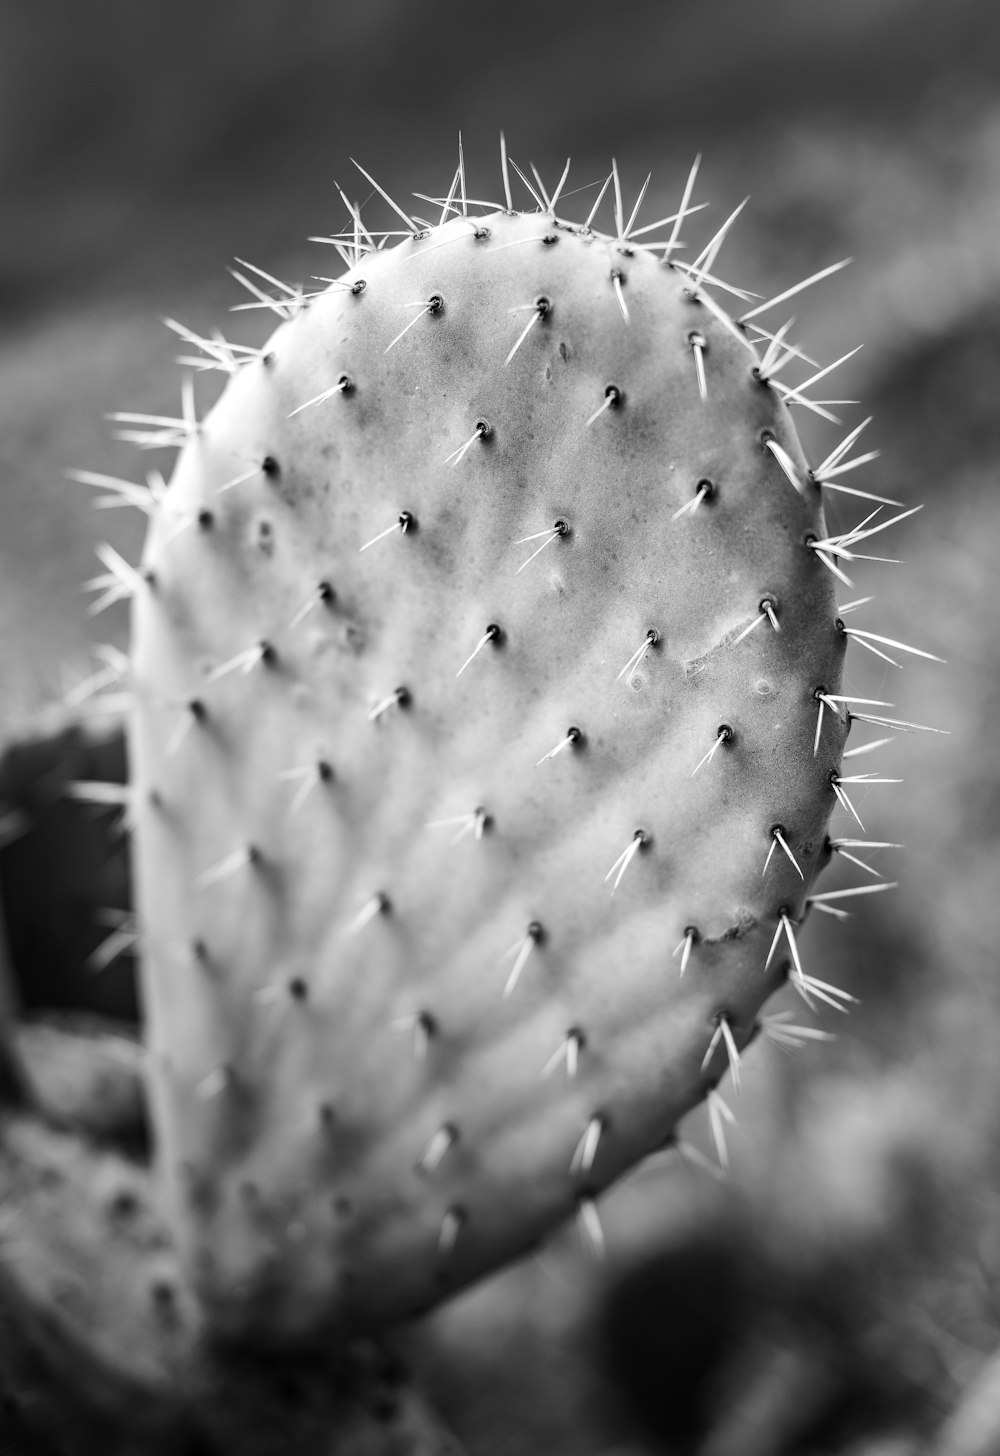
[62,139,949,1262]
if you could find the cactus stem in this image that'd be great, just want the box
[501,922,543,999]
[570,1115,605,1174]
[673,926,698,977]
[689,724,733,777]
[764,826,804,881]
[739,257,852,323]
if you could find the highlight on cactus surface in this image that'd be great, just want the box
[59,140,943,1361]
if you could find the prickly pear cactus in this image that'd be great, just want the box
[118,152,934,1346]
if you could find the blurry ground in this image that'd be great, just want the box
[3,2,1000,1452]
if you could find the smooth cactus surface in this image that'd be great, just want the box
[119,154,930,1344]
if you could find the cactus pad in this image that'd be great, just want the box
[125,158,894,1344]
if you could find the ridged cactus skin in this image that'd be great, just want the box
[129,175,853,1345]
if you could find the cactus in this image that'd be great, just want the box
[121,148,941,1345]
[0,142,944,1448]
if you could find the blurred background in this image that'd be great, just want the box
[3,1,1000,1451]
